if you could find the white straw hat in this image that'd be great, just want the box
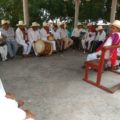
[43,22,48,27]
[31,22,40,27]
[16,20,26,26]
[1,20,8,25]
[77,22,82,26]
[96,26,103,31]
[111,20,120,29]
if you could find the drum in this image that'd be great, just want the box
[48,35,54,41]
[33,40,45,54]
[43,42,52,55]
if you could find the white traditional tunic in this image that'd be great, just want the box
[95,30,106,42]
[16,28,31,55]
[51,29,61,40]
[28,28,41,44]
[40,28,56,51]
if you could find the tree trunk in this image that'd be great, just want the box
[110,0,117,22]
[74,0,81,28]
[23,0,29,26]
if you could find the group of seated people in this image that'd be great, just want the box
[0,19,74,61]
[83,20,120,69]
[71,22,107,53]
[0,19,120,69]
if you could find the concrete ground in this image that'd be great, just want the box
[0,50,120,120]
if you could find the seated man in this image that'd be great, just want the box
[28,22,41,56]
[51,24,64,52]
[90,25,106,52]
[59,23,73,50]
[0,32,8,61]
[81,23,96,52]
[0,78,36,120]
[0,20,18,59]
[40,22,56,53]
[16,21,32,57]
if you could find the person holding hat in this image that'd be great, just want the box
[28,22,41,56]
[0,19,18,59]
[90,25,106,52]
[16,21,32,57]
[82,20,120,69]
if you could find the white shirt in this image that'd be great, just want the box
[71,28,83,37]
[51,29,61,40]
[59,28,68,39]
[16,27,28,46]
[0,97,26,120]
[40,28,49,41]
[84,30,96,42]
[0,27,15,41]
[95,30,106,42]
[28,28,41,44]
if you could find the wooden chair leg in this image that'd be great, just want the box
[84,65,89,81]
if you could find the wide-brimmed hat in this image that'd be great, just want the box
[31,22,40,27]
[77,22,82,26]
[1,20,8,25]
[6,20,10,24]
[16,21,26,26]
[43,22,48,27]
[111,20,120,29]
[87,22,92,26]
[96,26,103,31]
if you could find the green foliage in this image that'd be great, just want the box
[0,0,23,26]
[0,0,120,26]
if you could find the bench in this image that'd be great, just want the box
[83,44,120,93]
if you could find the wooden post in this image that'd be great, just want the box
[74,0,81,28]
[23,0,29,26]
[110,0,117,23]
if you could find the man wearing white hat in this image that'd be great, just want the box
[16,21,31,57]
[0,20,18,59]
[81,23,96,52]
[71,22,85,49]
[28,22,41,56]
[90,25,106,52]
[59,23,73,50]
[40,22,56,52]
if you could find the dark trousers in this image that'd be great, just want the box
[71,36,80,49]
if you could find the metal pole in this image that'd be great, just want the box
[110,0,117,23]
[23,0,29,26]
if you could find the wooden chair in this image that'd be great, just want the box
[83,44,120,93]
